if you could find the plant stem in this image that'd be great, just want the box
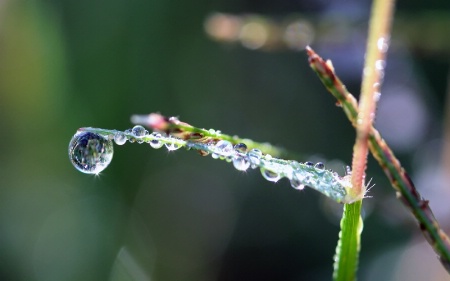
[307,47,450,273]
[333,1,395,279]
[130,113,292,158]
[333,201,363,281]
[351,0,395,198]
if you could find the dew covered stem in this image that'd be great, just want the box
[130,113,290,159]
[69,122,355,203]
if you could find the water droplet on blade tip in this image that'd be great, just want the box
[68,131,113,174]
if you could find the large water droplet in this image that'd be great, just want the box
[233,156,250,171]
[214,140,234,157]
[69,131,113,174]
[114,132,127,145]
[260,167,281,182]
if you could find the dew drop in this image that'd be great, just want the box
[260,167,281,182]
[314,162,325,170]
[68,131,113,175]
[375,59,386,71]
[346,166,352,175]
[304,161,314,168]
[377,37,389,53]
[290,175,305,190]
[248,149,263,168]
[132,125,146,137]
[132,125,148,143]
[233,156,250,171]
[234,143,247,153]
[149,132,164,149]
[114,132,127,145]
[213,140,234,157]
[165,142,181,151]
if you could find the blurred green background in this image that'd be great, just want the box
[1,0,450,280]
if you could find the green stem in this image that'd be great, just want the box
[333,201,363,281]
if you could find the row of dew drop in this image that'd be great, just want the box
[69,125,348,202]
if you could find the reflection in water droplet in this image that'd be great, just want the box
[132,125,147,143]
[305,161,313,168]
[114,132,127,145]
[260,167,281,182]
[165,142,181,151]
[290,175,305,190]
[234,143,247,153]
[233,156,250,171]
[69,131,113,174]
[314,162,325,170]
[149,132,164,149]
[214,140,234,157]
[132,125,147,137]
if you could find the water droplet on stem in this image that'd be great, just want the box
[132,125,146,137]
[248,149,263,168]
[149,132,164,149]
[233,156,250,171]
[234,143,247,153]
[214,140,234,157]
[114,132,127,145]
[69,131,113,174]
[260,167,281,182]
[314,162,325,170]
